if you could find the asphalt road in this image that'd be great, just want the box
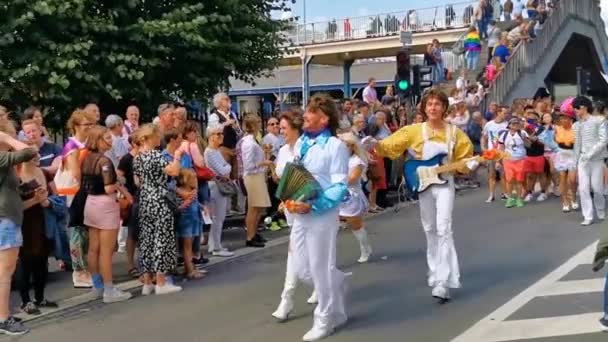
[10,188,608,342]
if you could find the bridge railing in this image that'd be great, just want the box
[284,1,478,46]
[487,0,608,105]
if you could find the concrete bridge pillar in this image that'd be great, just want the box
[343,59,354,98]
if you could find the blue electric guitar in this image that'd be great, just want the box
[403,150,508,193]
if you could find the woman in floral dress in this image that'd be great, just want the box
[132,124,182,296]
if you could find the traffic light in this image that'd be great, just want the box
[576,67,592,96]
[413,65,434,98]
[395,49,411,97]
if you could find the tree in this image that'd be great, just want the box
[0,0,294,124]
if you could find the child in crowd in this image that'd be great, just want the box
[176,169,205,280]
[485,57,503,83]
[499,118,529,208]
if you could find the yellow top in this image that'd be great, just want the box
[375,123,474,173]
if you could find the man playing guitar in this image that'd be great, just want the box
[366,89,477,304]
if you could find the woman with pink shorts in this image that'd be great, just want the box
[81,126,133,303]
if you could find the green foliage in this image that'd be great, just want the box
[0,0,294,125]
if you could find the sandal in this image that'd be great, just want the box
[186,271,206,280]
[128,268,140,278]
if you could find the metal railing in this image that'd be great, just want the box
[283,1,478,46]
[487,0,608,105]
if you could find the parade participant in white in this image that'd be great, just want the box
[368,89,476,304]
[285,94,350,341]
[338,132,372,263]
[573,96,608,226]
[272,112,318,322]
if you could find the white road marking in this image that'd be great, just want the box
[468,312,604,342]
[540,278,605,297]
[452,241,602,342]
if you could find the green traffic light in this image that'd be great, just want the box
[398,80,409,91]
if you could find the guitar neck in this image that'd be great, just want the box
[434,156,481,174]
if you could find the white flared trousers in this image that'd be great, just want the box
[291,209,346,321]
[418,182,461,289]
[578,160,606,221]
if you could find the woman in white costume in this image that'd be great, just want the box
[368,89,477,304]
[338,132,372,263]
[272,111,318,322]
[284,94,350,341]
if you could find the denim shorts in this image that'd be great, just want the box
[0,218,22,251]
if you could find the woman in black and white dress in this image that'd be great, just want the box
[339,132,372,263]
[133,124,183,296]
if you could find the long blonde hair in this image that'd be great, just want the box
[338,132,368,164]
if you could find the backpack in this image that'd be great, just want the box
[499,130,530,148]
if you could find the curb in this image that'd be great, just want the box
[16,199,416,323]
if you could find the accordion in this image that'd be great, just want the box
[275,162,322,202]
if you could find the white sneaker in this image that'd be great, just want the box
[524,194,533,202]
[103,287,132,303]
[302,321,333,341]
[536,193,548,202]
[581,219,593,226]
[307,291,319,304]
[212,249,234,257]
[485,195,495,203]
[597,212,606,221]
[72,272,93,289]
[432,286,450,300]
[141,284,155,296]
[571,202,579,210]
[562,205,571,213]
[271,299,294,321]
[357,249,371,263]
[155,283,182,295]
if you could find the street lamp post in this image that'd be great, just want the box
[301,0,308,108]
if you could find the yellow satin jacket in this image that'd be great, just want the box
[375,123,474,174]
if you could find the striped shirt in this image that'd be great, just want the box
[203,147,231,178]
[573,115,608,162]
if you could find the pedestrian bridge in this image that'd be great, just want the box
[280,1,477,66]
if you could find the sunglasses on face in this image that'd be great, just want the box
[213,132,224,136]
[269,122,278,126]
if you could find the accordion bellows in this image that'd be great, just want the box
[275,162,322,202]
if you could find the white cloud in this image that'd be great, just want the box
[280,10,294,20]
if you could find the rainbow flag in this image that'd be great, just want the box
[464,32,481,52]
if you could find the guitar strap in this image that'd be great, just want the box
[446,124,457,164]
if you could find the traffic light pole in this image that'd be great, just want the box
[576,66,582,96]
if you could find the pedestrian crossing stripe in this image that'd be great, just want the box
[452,241,605,342]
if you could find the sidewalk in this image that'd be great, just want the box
[10,215,291,315]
